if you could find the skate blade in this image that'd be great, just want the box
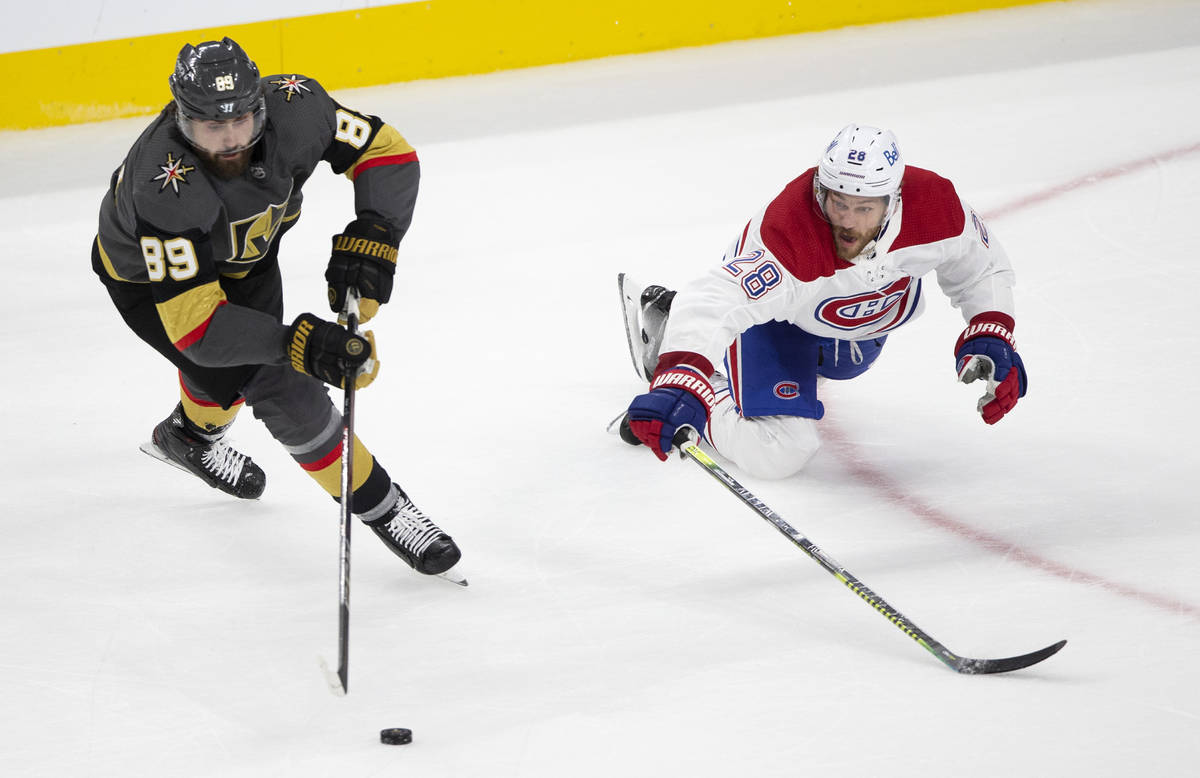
[435,567,469,587]
[139,440,192,474]
[605,409,627,435]
[617,272,650,381]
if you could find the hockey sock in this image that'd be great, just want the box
[179,375,243,436]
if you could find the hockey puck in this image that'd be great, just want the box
[380,728,412,745]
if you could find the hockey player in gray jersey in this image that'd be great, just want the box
[92,37,461,576]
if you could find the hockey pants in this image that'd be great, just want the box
[98,244,396,518]
[707,320,886,480]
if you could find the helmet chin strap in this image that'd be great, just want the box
[872,191,901,241]
[849,240,877,263]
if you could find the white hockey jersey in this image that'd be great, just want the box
[658,167,1015,376]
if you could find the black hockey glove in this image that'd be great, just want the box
[326,218,399,324]
[286,313,380,390]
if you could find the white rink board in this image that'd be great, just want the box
[2,0,415,52]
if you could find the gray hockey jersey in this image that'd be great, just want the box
[94,73,419,367]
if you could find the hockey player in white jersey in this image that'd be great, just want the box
[618,124,1027,479]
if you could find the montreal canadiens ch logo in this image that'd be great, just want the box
[815,277,919,333]
[773,381,800,399]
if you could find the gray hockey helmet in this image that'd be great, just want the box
[168,37,266,151]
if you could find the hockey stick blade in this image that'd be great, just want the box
[318,655,348,696]
[948,639,1067,675]
[676,437,1067,675]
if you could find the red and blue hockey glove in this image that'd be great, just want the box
[954,313,1027,425]
[627,365,716,460]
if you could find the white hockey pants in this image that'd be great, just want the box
[704,376,820,480]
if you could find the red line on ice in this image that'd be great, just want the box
[826,140,1200,620]
[821,426,1200,619]
[986,140,1200,220]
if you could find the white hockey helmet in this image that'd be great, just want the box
[814,124,905,224]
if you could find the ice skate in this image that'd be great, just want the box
[365,486,463,577]
[614,412,642,447]
[617,272,676,381]
[140,403,266,499]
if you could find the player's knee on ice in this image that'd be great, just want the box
[708,406,820,480]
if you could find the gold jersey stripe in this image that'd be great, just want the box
[95,236,140,283]
[347,124,417,180]
[156,282,228,349]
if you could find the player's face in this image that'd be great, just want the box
[188,113,256,179]
[824,191,888,260]
[189,112,257,154]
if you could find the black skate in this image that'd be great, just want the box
[140,403,266,500]
[617,273,676,381]
[609,410,648,446]
[365,487,462,576]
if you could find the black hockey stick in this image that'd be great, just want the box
[674,434,1066,674]
[333,292,361,695]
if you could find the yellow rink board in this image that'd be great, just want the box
[1,0,1058,130]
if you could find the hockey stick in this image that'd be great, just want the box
[674,434,1066,674]
[333,292,361,695]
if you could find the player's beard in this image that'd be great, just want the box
[832,227,873,260]
[198,147,253,180]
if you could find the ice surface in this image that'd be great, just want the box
[2,1,1198,775]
